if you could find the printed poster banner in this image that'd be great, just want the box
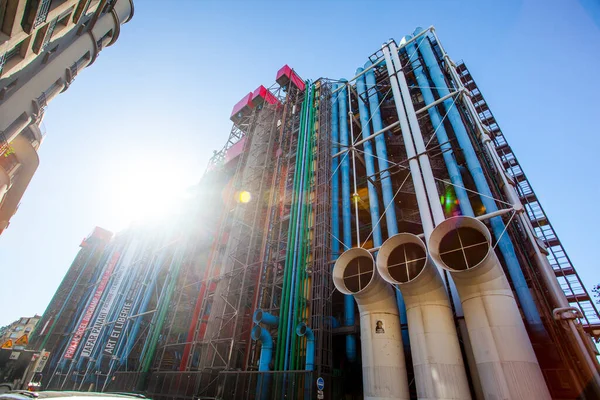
[81,252,123,357]
[63,252,120,359]
[103,300,133,356]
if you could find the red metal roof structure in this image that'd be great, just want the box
[224,136,247,165]
[230,92,254,124]
[252,85,281,107]
[276,65,305,92]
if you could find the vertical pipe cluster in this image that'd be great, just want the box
[276,82,320,370]
[137,240,187,390]
[412,27,544,334]
[331,82,357,362]
[360,64,410,351]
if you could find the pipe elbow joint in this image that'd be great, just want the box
[251,325,273,349]
[296,322,314,341]
[253,309,279,326]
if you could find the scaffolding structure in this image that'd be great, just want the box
[30,28,600,400]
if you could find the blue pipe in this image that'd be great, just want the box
[405,38,473,217]
[325,316,340,329]
[295,323,314,371]
[413,27,544,331]
[95,243,143,371]
[251,325,273,399]
[331,83,341,260]
[405,35,471,315]
[355,68,383,247]
[296,323,314,400]
[363,63,398,236]
[253,309,279,326]
[338,81,357,363]
[363,63,410,349]
[119,247,166,363]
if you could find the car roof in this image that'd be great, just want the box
[0,392,148,400]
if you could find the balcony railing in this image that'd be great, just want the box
[22,0,52,32]
[41,19,57,51]
[34,0,52,29]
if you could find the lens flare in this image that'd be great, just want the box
[238,191,252,204]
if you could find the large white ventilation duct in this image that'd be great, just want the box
[333,248,410,400]
[376,233,471,400]
[428,216,551,399]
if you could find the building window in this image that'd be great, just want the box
[0,40,25,76]
[9,332,18,339]
[41,19,57,50]
[25,328,32,333]
[96,30,112,51]
[19,318,28,324]
[14,326,23,331]
[4,42,23,63]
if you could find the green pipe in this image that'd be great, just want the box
[290,88,313,370]
[276,91,307,370]
[291,85,316,370]
[137,241,186,390]
[298,87,317,369]
[275,89,309,370]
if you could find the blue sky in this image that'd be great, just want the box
[0,0,599,326]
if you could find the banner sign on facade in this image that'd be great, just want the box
[34,351,51,373]
[103,300,133,356]
[63,252,120,359]
[81,252,124,357]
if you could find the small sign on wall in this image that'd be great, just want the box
[375,319,385,334]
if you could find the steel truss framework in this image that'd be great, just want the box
[456,61,600,334]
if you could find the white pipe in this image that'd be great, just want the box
[376,233,471,400]
[333,248,410,400]
[331,26,436,95]
[333,120,400,158]
[348,83,361,244]
[428,216,551,399]
[382,43,434,239]
[388,41,445,227]
[416,90,462,115]
[441,37,600,385]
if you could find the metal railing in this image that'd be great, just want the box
[34,0,52,29]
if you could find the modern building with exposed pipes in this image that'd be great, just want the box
[30,26,600,400]
[0,0,134,234]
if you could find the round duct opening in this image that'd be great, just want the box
[251,325,262,341]
[254,309,264,323]
[387,243,427,283]
[438,227,489,271]
[342,255,374,293]
[296,323,307,337]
